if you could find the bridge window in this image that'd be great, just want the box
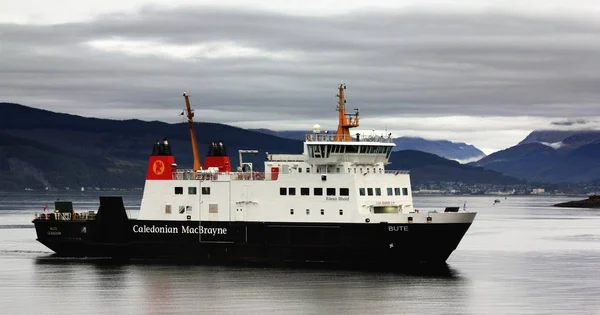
[402,188,409,195]
[367,188,373,196]
[327,188,336,196]
[387,188,393,196]
[394,188,401,196]
[314,188,323,196]
[375,188,381,196]
[174,187,183,195]
[202,187,211,195]
[179,206,185,214]
[340,188,349,196]
[346,145,358,153]
[301,187,310,195]
[359,188,365,196]
[289,187,296,196]
[280,187,287,195]
[188,187,197,195]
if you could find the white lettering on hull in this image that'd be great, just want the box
[132,224,227,235]
[181,226,228,235]
[47,226,61,236]
[133,224,179,234]
[325,197,350,201]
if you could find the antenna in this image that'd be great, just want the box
[333,84,359,142]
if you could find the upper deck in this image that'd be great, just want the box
[304,133,394,144]
[171,169,410,181]
[302,132,395,163]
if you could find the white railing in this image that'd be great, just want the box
[229,172,267,181]
[170,169,409,181]
[172,171,219,181]
[305,133,393,143]
[34,211,96,221]
[172,170,271,181]
[384,170,410,174]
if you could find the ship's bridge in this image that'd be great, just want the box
[303,132,395,166]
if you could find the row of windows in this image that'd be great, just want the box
[280,187,350,196]
[290,209,344,215]
[307,144,393,159]
[174,187,210,195]
[359,187,409,196]
[165,205,192,214]
[293,166,385,174]
[314,167,384,174]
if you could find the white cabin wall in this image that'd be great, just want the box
[138,180,201,221]
[353,173,414,214]
[234,173,359,223]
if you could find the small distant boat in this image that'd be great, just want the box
[81,187,85,192]
[494,199,501,204]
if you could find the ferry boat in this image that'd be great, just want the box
[32,85,476,267]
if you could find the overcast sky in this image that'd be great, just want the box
[2,0,600,154]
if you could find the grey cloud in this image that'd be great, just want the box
[2,6,600,126]
[551,119,589,126]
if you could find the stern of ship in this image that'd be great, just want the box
[33,197,130,257]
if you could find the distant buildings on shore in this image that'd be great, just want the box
[412,182,596,196]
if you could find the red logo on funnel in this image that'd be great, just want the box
[153,160,165,175]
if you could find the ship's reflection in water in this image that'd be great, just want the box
[32,257,466,314]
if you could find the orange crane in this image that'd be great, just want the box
[183,92,202,171]
[333,84,360,142]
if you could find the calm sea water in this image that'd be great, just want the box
[1,191,600,314]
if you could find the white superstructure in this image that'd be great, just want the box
[138,85,475,226]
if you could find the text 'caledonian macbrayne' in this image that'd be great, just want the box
[133,225,227,235]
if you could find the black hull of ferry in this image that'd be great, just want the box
[33,219,471,267]
[32,196,472,268]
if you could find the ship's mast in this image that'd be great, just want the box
[183,92,202,171]
[333,84,360,142]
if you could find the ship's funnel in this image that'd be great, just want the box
[204,140,231,172]
[146,138,176,180]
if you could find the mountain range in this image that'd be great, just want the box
[0,103,518,190]
[250,129,486,162]
[471,130,600,183]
